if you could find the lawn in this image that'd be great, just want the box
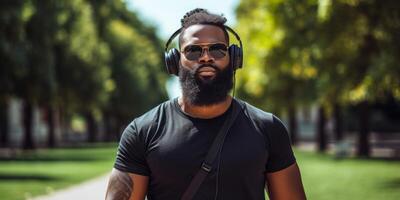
[0,145,399,200]
[294,150,400,200]
[0,143,118,200]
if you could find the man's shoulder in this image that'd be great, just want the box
[129,99,174,130]
[236,99,288,134]
[236,99,288,140]
[236,99,274,123]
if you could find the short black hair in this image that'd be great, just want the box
[179,8,229,48]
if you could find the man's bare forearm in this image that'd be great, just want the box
[106,169,133,200]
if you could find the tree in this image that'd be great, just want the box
[236,0,319,145]
[0,0,28,147]
[52,0,112,143]
[236,0,400,157]
[316,0,400,156]
[20,0,112,146]
[89,0,168,140]
[1,0,166,147]
[24,0,59,148]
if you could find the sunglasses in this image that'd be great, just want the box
[181,43,228,61]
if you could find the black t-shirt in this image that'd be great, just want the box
[114,98,295,200]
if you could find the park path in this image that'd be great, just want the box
[30,173,110,200]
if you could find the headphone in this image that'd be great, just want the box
[164,25,243,76]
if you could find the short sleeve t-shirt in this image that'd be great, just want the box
[114,98,295,200]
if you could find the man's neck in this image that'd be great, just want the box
[178,96,232,119]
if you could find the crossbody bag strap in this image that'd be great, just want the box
[181,99,244,200]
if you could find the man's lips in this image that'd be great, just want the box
[197,66,217,76]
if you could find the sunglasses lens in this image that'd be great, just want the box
[183,43,228,61]
[209,44,227,59]
[184,45,203,61]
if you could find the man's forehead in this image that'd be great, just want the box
[180,24,227,46]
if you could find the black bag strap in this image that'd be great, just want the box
[181,99,243,200]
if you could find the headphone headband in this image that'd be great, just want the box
[165,28,182,52]
[164,25,242,51]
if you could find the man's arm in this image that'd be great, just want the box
[105,168,149,200]
[265,163,306,200]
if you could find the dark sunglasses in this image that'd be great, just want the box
[182,43,228,61]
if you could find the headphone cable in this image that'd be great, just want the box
[232,70,236,98]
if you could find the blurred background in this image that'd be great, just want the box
[0,0,399,199]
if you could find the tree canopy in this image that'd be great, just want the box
[0,0,167,147]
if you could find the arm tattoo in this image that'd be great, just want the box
[106,170,134,200]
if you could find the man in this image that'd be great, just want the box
[106,8,306,200]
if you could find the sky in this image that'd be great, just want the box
[126,0,241,99]
[126,0,240,39]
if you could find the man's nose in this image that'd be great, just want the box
[199,49,214,63]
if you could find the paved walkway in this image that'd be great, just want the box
[30,173,110,200]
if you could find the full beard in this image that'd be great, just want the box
[179,63,234,106]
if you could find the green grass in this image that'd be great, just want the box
[294,150,400,200]
[0,143,118,200]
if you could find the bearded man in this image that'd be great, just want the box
[106,8,306,200]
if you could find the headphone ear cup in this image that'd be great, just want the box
[229,44,243,70]
[165,48,180,76]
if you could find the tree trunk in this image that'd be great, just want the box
[0,99,9,148]
[58,105,70,142]
[47,106,56,148]
[103,111,116,142]
[288,104,298,145]
[85,112,97,143]
[23,101,35,150]
[317,106,327,152]
[115,114,126,141]
[357,101,370,157]
[333,102,344,142]
[103,114,111,142]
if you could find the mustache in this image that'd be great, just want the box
[194,64,220,73]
